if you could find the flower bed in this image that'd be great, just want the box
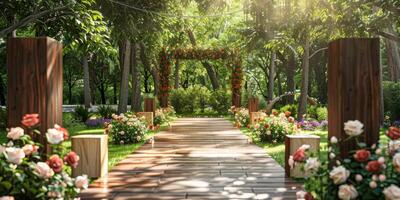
[251,112,299,143]
[0,114,87,199]
[85,118,112,127]
[106,113,149,145]
[298,120,328,131]
[233,107,250,127]
[292,120,400,200]
[154,106,176,126]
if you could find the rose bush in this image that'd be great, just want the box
[251,112,299,143]
[106,112,149,145]
[292,122,400,200]
[0,114,87,199]
[154,106,176,126]
[233,107,250,128]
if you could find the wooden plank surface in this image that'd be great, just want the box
[80,118,301,199]
[328,38,381,157]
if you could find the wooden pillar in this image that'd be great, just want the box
[7,37,63,149]
[144,98,156,113]
[328,38,381,157]
[248,97,259,112]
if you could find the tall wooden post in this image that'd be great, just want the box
[7,37,63,150]
[248,97,259,112]
[328,38,381,157]
[144,98,156,114]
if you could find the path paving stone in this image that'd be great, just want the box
[80,118,301,199]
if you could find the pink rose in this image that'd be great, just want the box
[64,151,79,168]
[21,113,39,127]
[293,148,306,162]
[7,127,24,140]
[338,184,358,200]
[5,147,25,165]
[47,155,64,173]
[35,162,54,178]
[383,185,400,200]
[54,124,69,140]
[22,144,39,156]
[75,175,89,189]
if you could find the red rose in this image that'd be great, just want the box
[293,148,306,162]
[366,161,382,173]
[47,155,64,173]
[285,111,292,117]
[354,149,371,162]
[64,151,80,168]
[264,124,270,129]
[305,193,315,200]
[387,127,400,140]
[21,113,39,127]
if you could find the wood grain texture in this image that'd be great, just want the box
[7,37,63,151]
[284,135,320,178]
[72,135,108,178]
[144,98,156,113]
[328,38,381,157]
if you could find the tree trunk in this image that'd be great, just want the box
[131,43,141,112]
[174,60,180,89]
[298,33,310,120]
[277,71,283,96]
[313,51,328,104]
[385,26,400,82]
[139,42,159,96]
[68,82,73,104]
[118,40,131,114]
[286,52,296,104]
[268,51,276,101]
[144,70,150,93]
[187,29,220,90]
[83,55,91,109]
[99,83,106,104]
[113,74,118,104]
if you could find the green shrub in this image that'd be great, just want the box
[209,89,231,114]
[316,107,328,121]
[73,105,91,123]
[279,104,298,117]
[0,107,7,129]
[107,112,148,144]
[97,105,116,119]
[383,81,400,121]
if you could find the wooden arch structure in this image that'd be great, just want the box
[158,47,243,108]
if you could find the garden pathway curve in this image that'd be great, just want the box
[80,118,301,199]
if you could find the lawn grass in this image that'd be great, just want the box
[1,113,173,170]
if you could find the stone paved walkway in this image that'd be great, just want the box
[80,118,301,199]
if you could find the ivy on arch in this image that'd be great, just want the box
[158,47,243,108]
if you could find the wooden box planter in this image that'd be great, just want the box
[285,134,320,178]
[72,135,108,178]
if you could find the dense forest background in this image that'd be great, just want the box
[0,0,400,121]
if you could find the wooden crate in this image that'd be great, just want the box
[72,135,108,178]
[137,112,154,127]
[285,134,320,178]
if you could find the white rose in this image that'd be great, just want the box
[304,157,320,172]
[299,144,311,150]
[338,184,358,200]
[392,153,400,172]
[329,166,350,184]
[5,147,25,165]
[75,175,89,189]
[330,136,338,144]
[355,174,363,182]
[35,162,54,178]
[22,144,36,156]
[296,191,306,199]
[389,140,400,153]
[383,185,400,200]
[7,127,24,140]
[343,120,363,136]
[46,128,64,144]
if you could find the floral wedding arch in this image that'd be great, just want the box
[158,47,243,108]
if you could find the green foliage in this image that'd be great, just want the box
[107,113,148,145]
[279,104,298,118]
[0,108,7,129]
[383,81,400,121]
[97,105,116,119]
[154,106,176,126]
[209,89,231,114]
[73,105,91,123]
[316,107,328,121]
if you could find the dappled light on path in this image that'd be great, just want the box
[79,118,301,199]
